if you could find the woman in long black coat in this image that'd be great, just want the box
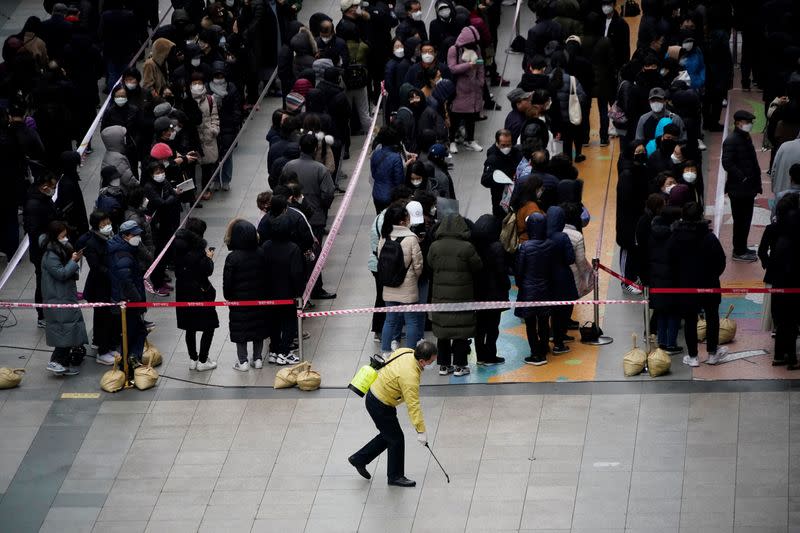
[174,217,219,371]
[223,219,268,371]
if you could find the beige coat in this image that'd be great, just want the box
[564,224,594,297]
[141,38,174,94]
[377,225,423,304]
[21,32,48,67]
[194,92,220,164]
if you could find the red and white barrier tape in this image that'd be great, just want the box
[300,298,648,318]
[596,263,643,291]
[301,92,385,305]
[0,299,295,310]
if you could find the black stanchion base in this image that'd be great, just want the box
[581,336,614,346]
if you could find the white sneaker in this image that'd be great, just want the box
[622,283,643,295]
[46,361,66,374]
[268,352,280,364]
[463,140,483,152]
[683,355,699,367]
[449,142,458,154]
[233,361,250,372]
[373,333,381,343]
[390,340,399,352]
[96,352,116,366]
[253,358,263,369]
[209,181,220,191]
[196,360,217,372]
[278,353,300,365]
[697,139,707,151]
[189,359,198,370]
[453,366,471,376]
[706,346,728,365]
[439,365,454,376]
[221,183,231,191]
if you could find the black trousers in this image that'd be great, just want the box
[682,302,720,357]
[551,304,573,345]
[371,271,386,335]
[437,338,470,367]
[351,390,405,481]
[475,310,501,362]
[703,87,725,126]
[729,194,755,255]
[50,346,71,366]
[185,330,214,363]
[772,294,798,365]
[269,307,296,355]
[93,306,119,354]
[525,314,550,356]
[32,259,44,320]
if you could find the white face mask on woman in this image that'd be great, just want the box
[59,236,70,245]
[499,146,512,155]
[191,57,201,67]
[740,122,753,133]
[683,172,697,183]
[190,84,205,96]
[128,235,142,247]
[421,53,435,64]
[670,153,681,164]
[411,179,423,187]
[99,224,113,236]
[114,97,127,107]
[393,47,405,59]
[650,101,664,113]
[153,173,166,183]
[411,10,422,20]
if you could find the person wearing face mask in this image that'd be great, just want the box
[394,85,427,151]
[143,159,181,296]
[635,87,686,143]
[108,220,148,368]
[615,141,649,293]
[40,220,88,375]
[316,19,350,68]
[171,42,212,89]
[210,62,242,191]
[188,72,221,198]
[336,0,372,133]
[396,0,428,43]
[722,110,762,262]
[76,211,119,365]
[23,176,61,327]
[123,186,157,280]
[141,37,176,95]
[600,0,630,71]
[101,125,138,194]
[385,37,413,119]
[481,129,522,219]
[405,42,452,92]
[121,67,145,108]
[405,161,438,196]
[678,37,705,92]
[102,86,143,164]
[429,0,458,51]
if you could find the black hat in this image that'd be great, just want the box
[733,109,755,122]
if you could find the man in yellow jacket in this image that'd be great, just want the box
[348,341,438,487]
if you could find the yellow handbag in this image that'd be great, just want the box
[0,368,25,389]
[274,361,310,389]
[142,340,162,367]
[100,356,126,393]
[623,334,647,377]
[133,355,159,390]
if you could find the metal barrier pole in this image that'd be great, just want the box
[643,286,651,352]
[296,298,304,362]
[120,304,133,388]
[582,260,613,346]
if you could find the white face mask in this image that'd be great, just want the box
[100,224,113,236]
[128,235,142,247]
[411,10,422,20]
[109,178,120,187]
[678,58,687,66]
[439,7,451,18]
[499,146,512,155]
[210,79,228,96]
[601,4,613,14]
[296,194,304,204]
[125,81,138,90]
[664,184,675,194]
[59,237,69,245]
[191,84,205,96]
[191,57,201,67]
[219,36,226,46]
[411,179,423,186]
[168,130,177,140]
[650,101,664,113]
[394,47,405,58]
[683,171,697,183]
[141,198,149,209]
[421,53,435,64]
[740,122,753,133]
[321,35,332,43]
[682,41,694,52]
[670,153,681,164]
[153,173,166,183]
[114,97,127,106]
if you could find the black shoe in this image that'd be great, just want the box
[312,290,337,300]
[343,151,350,160]
[772,359,787,366]
[574,154,587,163]
[552,344,570,355]
[732,252,757,263]
[388,476,416,487]
[660,345,684,355]
[477,356,506,366]
[348,456,371,480]
[567,319,580,330]
[524,355,547,366]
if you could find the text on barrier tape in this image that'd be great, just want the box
[648,288,800,294]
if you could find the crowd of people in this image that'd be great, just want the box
[2,0,800,376]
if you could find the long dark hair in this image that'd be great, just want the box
[381,205,408,239]
[511,175,543,212]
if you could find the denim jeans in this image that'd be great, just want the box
[381,301,424,352]
[657,314,680,347]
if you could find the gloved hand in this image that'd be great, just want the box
[417,432,427,446]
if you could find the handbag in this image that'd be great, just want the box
[608,101,628,129]
[622,0,640,17]
[579,321,603,343]
[568,76,582,126]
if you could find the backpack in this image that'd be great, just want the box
[377,236,410,288]
[343,64,369,90]
[499,210,519,253]
[96,186,125,215]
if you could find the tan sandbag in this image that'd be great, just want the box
[296,367,321,391]
[273,361,310,389]
[719,304,737,345]
[100,356,126,393]
[697,316,707,342]
[647,346,671,377]
[142,339,162,367]
[133,355,159,390]
[0,368,25,389]
[623,334,647,377]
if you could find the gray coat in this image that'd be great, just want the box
[283,153,335,229]
[40,240,89,348]
[101,125,138,193]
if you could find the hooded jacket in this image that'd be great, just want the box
[141,38,174,93]
[429,0,459,50]
[173,228,219,331]
[378,225,424,304]
[108,234,145,304]
[668,219,726,306]
[290,27,318,79]
[546,206,578,300]
[515,213,555,318]
[40,238,89,348]
[101,126,137,193]
[447,26,485,114]
[427,214,483,338]
[222,220,269,342]
[261,214,306,300]
[282,153,335,229]
[472,215,510,301]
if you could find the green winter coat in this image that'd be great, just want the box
[40,239,89,348]
[427,214,483,339]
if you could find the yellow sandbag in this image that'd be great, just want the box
[142,339,162,367]
[697,316,707,342]
[0,368,25,389]
[296,367,321,391]
[719,304,737,344]
[100,356,126,393]
[133,356,159,390]
[647,346,671,377]
[273,361,310,389]
[623,334,647,377]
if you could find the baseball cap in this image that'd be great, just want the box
[406,201,425,225]
[506,88,532,104]
[429,143,448,159]
[154,116,175,134]
[649,87,666,100]
[119,220,143,235]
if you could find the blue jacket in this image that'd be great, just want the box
[546,206,578,300]
[371,145,406,204]
[107,235,145,304]
[682,48,705,91]
[515,213,555,318]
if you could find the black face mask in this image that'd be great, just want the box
[634,153,647,164]
[660,138,677,155]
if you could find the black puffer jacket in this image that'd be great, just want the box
[616,157,649,249]
[722,128,762,198]
[75,230,111,303]
[223,220,269,342]
[174,228,219,331]
[261,214,305,300]
[647,214,675,311]
[471,215,510,301]
[668,220,726,307]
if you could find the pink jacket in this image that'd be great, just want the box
[447,26,485,114]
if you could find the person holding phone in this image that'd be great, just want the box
[40,220,89,376]
[447,25,485,153]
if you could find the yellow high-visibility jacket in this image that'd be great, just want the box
[370,349,425,433]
